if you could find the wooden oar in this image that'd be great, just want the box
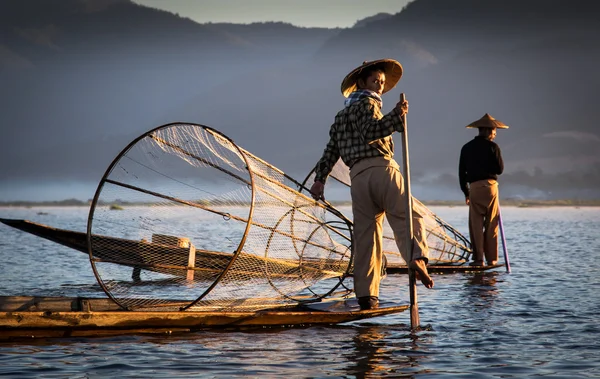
[399,93,419,329]
[498,204,511,273]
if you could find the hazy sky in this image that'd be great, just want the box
[132,0,413,28]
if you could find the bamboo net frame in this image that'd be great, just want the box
[87,123,353,312]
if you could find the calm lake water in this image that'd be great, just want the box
[0,205,599,378]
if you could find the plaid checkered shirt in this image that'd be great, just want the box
[314,95,404,183]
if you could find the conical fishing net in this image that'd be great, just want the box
[299,159,472,267]
[88,123,353,311]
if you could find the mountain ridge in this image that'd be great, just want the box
[0,0,598,201]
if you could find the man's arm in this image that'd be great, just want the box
[355,98,405,143]
[458,147,470,201]
[311,125,340,200]
[494,145,504,175]
[314,127,340,184]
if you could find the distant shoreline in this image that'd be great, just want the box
[416,199,600,207]
[1,199,599,208]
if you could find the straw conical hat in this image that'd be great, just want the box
[341,59,403,98]
[466,113,509,129]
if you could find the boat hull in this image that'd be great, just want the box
[0,295,408,340]
[0,218,346,281]
[386,262,504,274]
[0,218,492,279]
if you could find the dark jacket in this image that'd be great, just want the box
[459,136,504,198]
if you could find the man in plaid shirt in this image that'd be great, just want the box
[309,59,433,310]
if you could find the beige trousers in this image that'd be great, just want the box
[350,156,429,298]
[468,179,499,263]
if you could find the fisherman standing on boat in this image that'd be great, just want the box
[458,113,508,266]
[309,59,434,311]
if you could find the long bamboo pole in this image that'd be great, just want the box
[498,204,511,273]
[399,93,419,329]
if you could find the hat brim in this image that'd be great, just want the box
[466,114,509,129]
[341,59,403,98]
[466,121,509,129]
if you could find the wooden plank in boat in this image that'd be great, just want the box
[0,296,122,312]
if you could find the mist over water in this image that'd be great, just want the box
[1,205,598,378]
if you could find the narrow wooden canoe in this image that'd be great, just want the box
[0,218,494,279]
[0,218,347,280]
[386,262,504,274]
[0,295,407,340]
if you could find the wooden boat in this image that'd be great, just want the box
[0,218,346,281]
[0,295,407,340]
[0,122,492,339]
[0,217,406,340]
[385,262,503,274]
[0,218,501,280]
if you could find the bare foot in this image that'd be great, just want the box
[409,259,434,289]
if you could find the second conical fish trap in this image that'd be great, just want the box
[300,159,472,266]
[87,123,353,311]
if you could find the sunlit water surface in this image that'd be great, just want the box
[0,206,599,378]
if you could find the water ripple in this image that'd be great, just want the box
[1,206,599,378]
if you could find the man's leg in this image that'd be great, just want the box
[383,167,433,288]
[351,168,384,301]
[484,182,499,264]
[469,181,487,264]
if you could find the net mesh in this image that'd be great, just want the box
[300,159,472,266]
[88,123,352,311]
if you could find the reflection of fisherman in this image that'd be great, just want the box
[309,59,433,311]
[350,327,388,377]
[458,113,508,266]
[466,272,499,309]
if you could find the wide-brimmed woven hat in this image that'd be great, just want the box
[466,113,509,129]
[341,59,403,98]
